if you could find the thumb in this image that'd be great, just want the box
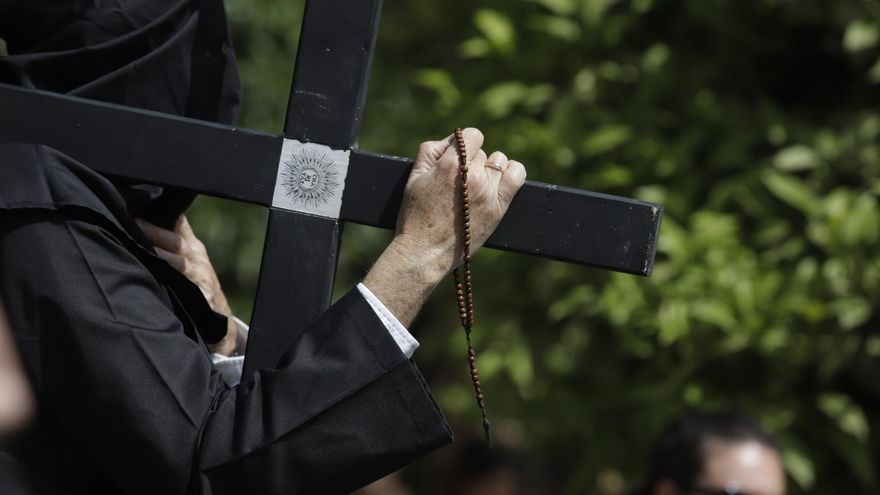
[414,135,453,174]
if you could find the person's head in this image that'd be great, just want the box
[645,410,785,495]
[0,0,243,228]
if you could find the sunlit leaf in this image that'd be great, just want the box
[581,0,619,24]
[691,299,737,330]
[818,393,870,442]
[573,68,598,101]
[506,346,535,396]
[411,69,461,110]
[528,15,582,41]
[830,297,872,330]
[591,164,633,187]
[682,384,703,405]
[784,449,816,490]
[844,20,879,52]
[474,8,516,55]
[869,57,880,83]
[658,300,690,345]
[761,169,818,215]
[458,37,491,59]
[581,125,631,156]
[642,43,670,73]
[773,144,820,171]
[478,81,528,118]
[524,84,557,110]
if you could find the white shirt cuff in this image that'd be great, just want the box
[356,282,419,359]
[210,286,418,388]
[210,316,248,387]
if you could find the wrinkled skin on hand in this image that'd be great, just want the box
[394,128,527,276]
[136,215,238,356]
[365,128,527,327]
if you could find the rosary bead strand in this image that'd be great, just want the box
[452,128,492,447]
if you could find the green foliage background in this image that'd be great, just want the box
[188,0,880,493]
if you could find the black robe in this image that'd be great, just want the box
[0,144,452,494]
[0,0,243,228]
[0,0,453,492]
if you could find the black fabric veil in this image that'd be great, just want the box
[0,0,242,228]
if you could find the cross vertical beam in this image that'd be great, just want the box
[242,0,384,377]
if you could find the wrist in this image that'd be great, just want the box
[388,234,450,286]
[209,322,238,356]
[362,236,450,327]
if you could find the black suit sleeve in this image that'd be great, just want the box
[0,212,451,495]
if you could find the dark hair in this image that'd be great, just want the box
[635,409,782,494]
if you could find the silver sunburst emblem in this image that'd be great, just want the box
[279,147,341,209]
[272,139,350,218]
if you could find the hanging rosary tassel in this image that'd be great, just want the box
[453,127,493,448]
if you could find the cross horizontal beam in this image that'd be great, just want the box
[0,83,662,275]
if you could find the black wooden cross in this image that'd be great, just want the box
[0,0,662,378]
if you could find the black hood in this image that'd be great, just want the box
[0,0,243,228]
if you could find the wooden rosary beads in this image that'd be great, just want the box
[452,128,493,447]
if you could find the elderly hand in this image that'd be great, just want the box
[393,128,526,278]
[364,128,527,326]
[136,215,238,356]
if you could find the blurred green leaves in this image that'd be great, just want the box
[845,20,880,53]
[761,170,817,215]
[189,0,880,493]
[412,69,460,114]
[473,8,516,56]
[773,145,821,172]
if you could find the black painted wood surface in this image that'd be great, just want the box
[245,211,341,373]
[242,0,386,376]
[0,82,662,276]
[0,0,663,380]
[284,0,382,147]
